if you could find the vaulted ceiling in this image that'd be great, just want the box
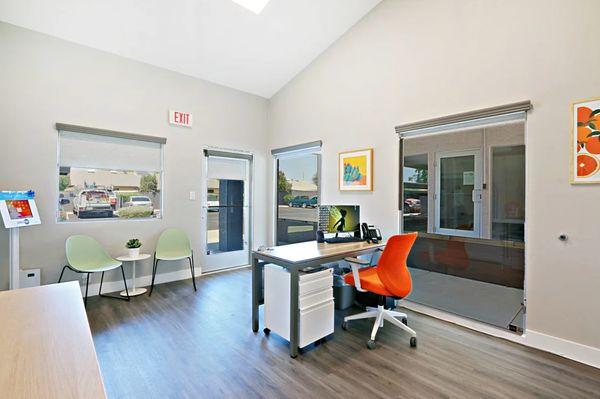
[0,0,381,98]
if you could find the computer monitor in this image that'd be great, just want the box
[319,205,360,234]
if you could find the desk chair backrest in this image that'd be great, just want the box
[66,235,113,271]
[376,233,418,298]
[156,228,192,260]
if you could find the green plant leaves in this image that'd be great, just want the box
[586,131,600,138]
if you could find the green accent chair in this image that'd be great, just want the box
[59,235,130,306]
[150,229,197,295]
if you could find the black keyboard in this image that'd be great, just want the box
[325,236,364,244]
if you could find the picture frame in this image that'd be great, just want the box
[339,148,373,191]
[571,98,600,184]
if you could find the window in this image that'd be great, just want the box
[272,142,321,245]
[402,153,428,232]
[57,125,165,222]
[491,145,525,241]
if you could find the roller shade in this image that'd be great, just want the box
[59,130,163,172]
[204,149,253,161]
[207,156,248,181]
[271,140,322,158]
[395,101,531,138]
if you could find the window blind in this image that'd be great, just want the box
[58,128,163,172]
[271,141,322,158]
[395,101,531,138]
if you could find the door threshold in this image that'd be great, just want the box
[201,264,250,276]
[399,300,526,344]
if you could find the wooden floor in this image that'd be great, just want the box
[86,268,600,399]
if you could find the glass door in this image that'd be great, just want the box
[435,150,482,238]
[202,154,250,272]
[403,120,526,333]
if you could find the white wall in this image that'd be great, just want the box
[0,22,269,289]
[268,0,600,356]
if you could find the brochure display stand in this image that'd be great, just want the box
[0,191,41,290]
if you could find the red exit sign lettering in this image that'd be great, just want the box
[169,110,193,127]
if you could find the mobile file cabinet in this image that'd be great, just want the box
[264,265,334,349]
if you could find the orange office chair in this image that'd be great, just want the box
[342,233,418,349]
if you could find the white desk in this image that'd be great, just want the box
[116,253,151,297]
[0,282,106,398]
[252,240,385,358]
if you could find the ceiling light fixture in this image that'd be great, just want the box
[231,0,271,14]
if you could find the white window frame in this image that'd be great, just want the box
[434,149,482,238]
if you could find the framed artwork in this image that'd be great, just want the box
[339,148,373,191]
[572,98,600,184]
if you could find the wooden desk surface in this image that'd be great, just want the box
[0,282,106,399]
[253,240,386,265]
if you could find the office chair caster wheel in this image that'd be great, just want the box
[341,321,348,330]
[410,337,417,348]
[263,328,270,335]
[366,340,377,350]
[401,317,408,325]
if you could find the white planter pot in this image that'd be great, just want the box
[128,248,140,258]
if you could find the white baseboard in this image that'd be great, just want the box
[401,300,600,370]
[525,329,600,369]
[79,267,201,298]
[78,264,251,298]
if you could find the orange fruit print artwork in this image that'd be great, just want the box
[575,102,600,180]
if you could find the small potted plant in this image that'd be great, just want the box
[126,238,142,258]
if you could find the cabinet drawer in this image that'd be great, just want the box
[299,299,334,348]
[299,274,333,296]
[299,289,333,310]
[299,268,333,282]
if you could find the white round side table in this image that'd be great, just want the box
[116,253,152,297]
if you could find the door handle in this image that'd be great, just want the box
[472,189,482,202]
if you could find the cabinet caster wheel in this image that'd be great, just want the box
[263,328,270,335]
[401,317,408,325]
[410,337,417,348]
[366,340,377,350]
[341,321,348,330]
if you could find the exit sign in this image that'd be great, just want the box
[169,110,193,127]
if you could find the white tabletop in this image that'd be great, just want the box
[0,282,107,398]
[253,240,385,264]
[116,253,152,262]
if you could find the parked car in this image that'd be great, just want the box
[288,195,310,208]
[73,189,113,218]
[403,198,421,214]
[124,195,153,208]
[307,196,318,208]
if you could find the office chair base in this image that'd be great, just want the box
[343,305,417,348]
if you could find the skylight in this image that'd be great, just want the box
[231,0,271,14]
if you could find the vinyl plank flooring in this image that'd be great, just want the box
[85,268,600,399]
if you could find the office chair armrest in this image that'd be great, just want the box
[344,257,369,292]
[344,257,370,265]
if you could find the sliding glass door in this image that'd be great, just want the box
[402,121,526,333]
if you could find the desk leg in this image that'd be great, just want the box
[289,269,299,358]
[252,256,260,333]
